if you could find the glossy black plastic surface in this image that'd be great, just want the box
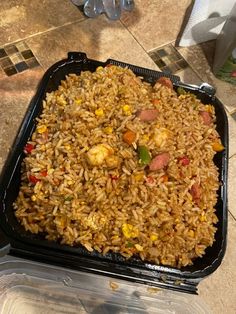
[0,52,228,293]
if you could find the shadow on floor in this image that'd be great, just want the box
[175,1,195,47]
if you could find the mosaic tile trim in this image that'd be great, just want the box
[0,41,40,76]
[149,44,188,74]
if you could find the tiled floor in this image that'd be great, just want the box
[149,44,189,74]
[0,42,40,76]
[178,41,236,114]
[25,15,158,70]
[0,1,236,313]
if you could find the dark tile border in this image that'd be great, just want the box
[0,41,40,76]
[149,44,189,74]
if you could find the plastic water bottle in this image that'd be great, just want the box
[102,0,121,20]
[121,0,134,11]
[72,0,134,20]
[83,0,104,18]
[71,0,85,5]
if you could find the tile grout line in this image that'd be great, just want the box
[229,210,236,222]
[148,40,184,53]
[229,154,236,160]
[1,17,86,49]
[119,19,159,67]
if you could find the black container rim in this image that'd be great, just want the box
[0,52,229,293]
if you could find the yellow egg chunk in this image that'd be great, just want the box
[122,223,139,238]
[87,144,113,166]
[135,244,143,251]
[154,128,169,147]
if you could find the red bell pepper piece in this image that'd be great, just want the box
[24,143,34,154]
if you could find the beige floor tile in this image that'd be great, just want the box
[199,213,236,314]
[0,0,84,46]
[26,16,159,71]
[177,67,202,85]
[121,0,192,51]
[178,42,236,113]
[0,67,44,173]
[228,155,236,220]
[227,113,236,158]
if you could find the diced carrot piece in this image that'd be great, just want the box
[40,170,48,177]
[123,130,136,145]
[152,99,160,106]
[160,174,168,182]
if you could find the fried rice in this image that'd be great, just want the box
[13,65,224,268]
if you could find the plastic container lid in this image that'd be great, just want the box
[0,256,211,314]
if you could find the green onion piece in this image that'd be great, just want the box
[65,195,73,201]
[177,87,186,95]
[126,242,134,248]
[138,146,151,166]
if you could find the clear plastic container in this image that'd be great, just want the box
[0,256,211,314]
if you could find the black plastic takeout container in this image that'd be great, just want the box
[0,52,229,294]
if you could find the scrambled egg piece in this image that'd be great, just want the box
[188,230,195,238]
[135,244,143,251]
[122,223,139,239]
[106,155,120,169]
[154,128,169,147]
[87,144,114,166]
